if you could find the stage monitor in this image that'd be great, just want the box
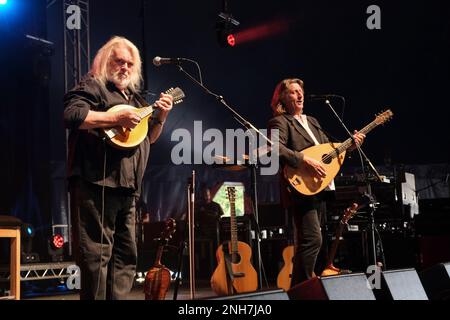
[213,181,245,217]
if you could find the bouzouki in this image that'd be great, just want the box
[210,187,258,295]
[103,87,185,149]
[144,218,176,300]
[321,203,359,277]
[284,110,393,196]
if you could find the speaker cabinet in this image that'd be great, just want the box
[419,262,450,300]
[287,274,376,300]
[207,289,289,300]
[375,269,428,300]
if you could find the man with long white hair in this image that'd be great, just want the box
[64,36,173,300]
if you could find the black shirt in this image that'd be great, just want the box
[195,201,224,237]
[63,74,150,195]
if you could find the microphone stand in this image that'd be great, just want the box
[175,63,271,290]
[324,99,384,269]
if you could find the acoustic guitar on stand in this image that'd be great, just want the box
[276,244,294,291]
[144,218,176,300]
[284,110,393,196]
[321,203,359,277]
[103,87,185,149]
[210,187,258,296]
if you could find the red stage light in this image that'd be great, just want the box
[233,18,292,45]
[52,234,64,249]
[227,34,236,47]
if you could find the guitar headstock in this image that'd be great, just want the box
[342,202,359,224]
[165,87,186,105]
[226,186,236,203]
[160,218,176,244]
[374,109,394,125]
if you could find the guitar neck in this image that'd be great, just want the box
[229,201,239,257]
[327,221,346,266]
[137,104,157,119]
[330,118,383,159]
[154,244,164,266]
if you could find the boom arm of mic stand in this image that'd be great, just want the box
[324,99,384,267]
[176,65,273,146]
[176,64,265,289]
[324,100,383,182]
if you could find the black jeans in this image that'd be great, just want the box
[70,178,137,300]
[288,195,327,287]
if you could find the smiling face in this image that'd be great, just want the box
[270,78,305,116]
[281,82,304,115]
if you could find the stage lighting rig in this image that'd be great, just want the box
[216,1,240,47]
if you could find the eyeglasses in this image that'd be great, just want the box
[112,58,134,69]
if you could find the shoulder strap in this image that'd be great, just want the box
[134,91,150,108]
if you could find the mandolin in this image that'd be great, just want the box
[284,110,393,196]
[144,218,176,300]
[321,203,359,277]
[210,187,258,296]
[103,87,185,149]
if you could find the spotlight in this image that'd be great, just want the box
[51,234,64,249]
[24,223,35,237]
[48,233,65,262]
[21,223,40,263]
[0,0,8,6]
[216,10,240,47]
[226,34,236,47]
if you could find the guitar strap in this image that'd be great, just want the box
[135,91,151,108]
[222,243,235,281]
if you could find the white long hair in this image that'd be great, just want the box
[90,36,143,92]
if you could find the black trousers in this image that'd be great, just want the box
[288,194,328,287]
[70,178,137,300]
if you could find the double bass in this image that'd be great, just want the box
[144,218,176,300]
[210,186,258,295]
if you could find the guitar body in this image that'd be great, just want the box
[144,265,171,300]
[277,245,294,291]
[284,143,346,196]
[103,104,150,149]
[102,87,185,149]
[284,110,394,196]
[320,203,360,277]
[143,218,176,300]
[210,241,258,296]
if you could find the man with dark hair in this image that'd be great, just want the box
[268,78,365,287]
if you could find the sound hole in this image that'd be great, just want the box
[231,253,241,264]
[322,154,332,164]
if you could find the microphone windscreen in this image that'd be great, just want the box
[152,56,161,66]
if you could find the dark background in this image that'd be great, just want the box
[1,0,449,265]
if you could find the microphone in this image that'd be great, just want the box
[152,56,186,66]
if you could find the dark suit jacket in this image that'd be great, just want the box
[268,113,330,167]
[268,113,330,207]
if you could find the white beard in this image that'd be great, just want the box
[109,70,131,90]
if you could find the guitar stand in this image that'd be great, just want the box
[222,243,244,295]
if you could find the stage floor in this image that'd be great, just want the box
[22,281,277,300]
